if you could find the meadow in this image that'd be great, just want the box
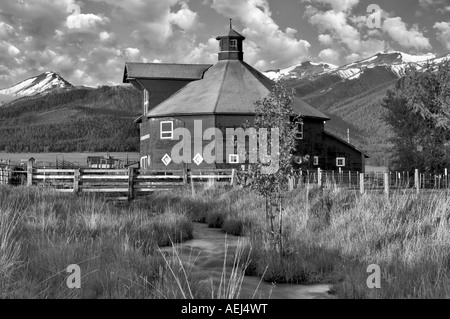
[0,152,140,167]
[1,183,450,298]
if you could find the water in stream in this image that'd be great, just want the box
[160,223,335,299]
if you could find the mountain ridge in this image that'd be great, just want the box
[0,71,73,98]
[266,51,450,166]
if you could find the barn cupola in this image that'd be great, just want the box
[216,19,245,61]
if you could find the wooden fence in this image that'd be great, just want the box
[0,165,10,185]
[1,160,235,200]
[3,160,450,199]
[293,168,450,195]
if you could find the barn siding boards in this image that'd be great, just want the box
[322,132,367,173]
[215,115,255,169]
[137,79,194,114]
[295,119,324,158]
[140,115,217,170]
[140,115,368,172]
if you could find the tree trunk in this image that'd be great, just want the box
[279,195,283,256]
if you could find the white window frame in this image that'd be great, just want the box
[336,157,346,167]
[295,122,304,140]
[143,89,149,114]
[140,156,148,170]
[160,121,173,140]
[313,156,319,166]
[229,39,238,51]
[229,154,239,164]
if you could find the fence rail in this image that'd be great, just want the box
[3,160,450,199]
[290,168,450,195]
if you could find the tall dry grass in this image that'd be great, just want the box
[4,182,450,298]
[153,184,450,298]
[0,185,254,299]
[0,185,195,298]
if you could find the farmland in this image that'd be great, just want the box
[1,183,450,299]
[0,152,140,167]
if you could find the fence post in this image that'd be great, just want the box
[445,168,448,189]
[360,173,364,194]
[298,170,302,189]
[230,169,235,186]
[384,172,390,197]
[191,173,195,196]
[349,171,351,189]
[288,176,294,191]
[183,168,188,185]
[27,158,35,187]
[317,168,322,187]
[128,167,135,201]
[414,169,419,195]
[73,168,81,194]
[6,166,10,185]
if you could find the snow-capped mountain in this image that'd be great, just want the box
[335,51,437,80]
[264,61,338,81]
[266,51,449,166]
[263,51,441,82]
[0,71,73,97]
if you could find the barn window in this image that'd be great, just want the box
[229,154,239,164]
[160,121,173,139]
[143,89,149,114]
[295,122,303,140]
[313,156,319,166]
[336,157,346,167]
[230,39,238,51]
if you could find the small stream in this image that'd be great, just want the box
[161,223,334,299]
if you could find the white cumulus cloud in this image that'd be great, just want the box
[382,17,431,51]
[318,48,340,64]
[434,22,450,50]
[210,0,311,70]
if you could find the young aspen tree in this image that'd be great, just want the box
[244,81,299,254]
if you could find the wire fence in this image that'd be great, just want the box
[293,169,450,192]
[3,163,450,195]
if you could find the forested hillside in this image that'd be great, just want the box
[0,86,141,152]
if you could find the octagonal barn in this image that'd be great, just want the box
[123,25,368,172]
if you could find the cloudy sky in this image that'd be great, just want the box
[0,0,449,88]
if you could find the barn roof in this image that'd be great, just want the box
[324,131,370,158]
[123,63,212,82]
[146,59,330,120]
[216,28,245,40]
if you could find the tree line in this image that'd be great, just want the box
[383,59,450,174]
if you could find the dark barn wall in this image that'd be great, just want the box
[138,79,193,114]
[215,115,255,169]
[295,119,325,164]
[140,114,365,172]
[322,133,365,173]
[141,115,217,170]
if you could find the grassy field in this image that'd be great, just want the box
[0,185,250,299]
[141,184,450,298]
[0,152,140,167]
[1,183,450,298]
